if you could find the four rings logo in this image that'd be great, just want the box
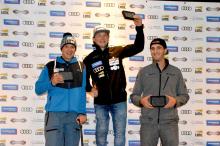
[21,85,33,90]
[181,68,192,72]
[22,20,34,25]
[68,12,80,16]
[181,131,192,135]
[23,0,35,4]
[147,36,158,40]
[93,66,104,73]
[21,107,33,112]
[104,3,115,7]
[22,42,34,47]
[104,24,115,28]
[180,110,192,114]
[181,47,192,51]
[22,64,33,68]
[72,33,80,38]
[20,129,32,134]
[181,6,192,11]
[181,26,192,31]
[147,15,158,19]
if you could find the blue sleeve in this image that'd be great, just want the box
[79,66,87,114]
[35,67,53,95]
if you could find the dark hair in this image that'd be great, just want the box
[63,32,72,38]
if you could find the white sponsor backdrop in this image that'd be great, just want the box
[0,0,220,146]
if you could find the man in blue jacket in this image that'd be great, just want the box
[35,32,87,146]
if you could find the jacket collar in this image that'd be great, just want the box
[153,59,169,72]
[92,43,109,54]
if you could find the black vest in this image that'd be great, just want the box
[46,61,83,89]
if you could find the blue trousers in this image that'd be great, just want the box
[94,102,127,146]
[44,112,80,146]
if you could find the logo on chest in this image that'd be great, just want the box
[109,57,120,70]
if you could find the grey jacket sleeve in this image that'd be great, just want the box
[130,70,143,107]
[175,70,190,107]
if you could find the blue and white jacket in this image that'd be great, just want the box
[35,56,86,114]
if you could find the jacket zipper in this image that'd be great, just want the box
[66,63,70,111]
[103,53,113,100]
[163,76,169,90]
[156,63,162,124]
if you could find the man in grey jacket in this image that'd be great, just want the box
[130,38,189,146]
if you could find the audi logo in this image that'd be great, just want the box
[147,36,158,40]
[104,24,115,28]
[104,3,115,7]
[181,68,192,72]
[23,0,35,4]
[20,129,32,134]
[181,47,192,51]
[180,110,192,114]
[147,15,158,19]
[147,57,153,61]
[22,20,34,25]
[71,33,80,38]
[22,64,33,68]
[181,131,192,135]
[21,85,33,90]
[187,89,192,93]
[68,12,80,16]
[21,107,33,112]
[181,26,192,31]
[22,42,34,47]
[93,66,104,73]
[181,6,192,11]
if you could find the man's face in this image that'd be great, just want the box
[93,32,109,49]
[150,44,167,62]
[61,44,76,61]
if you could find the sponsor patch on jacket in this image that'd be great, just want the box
[109,57,120,70]
[92,61,102,68]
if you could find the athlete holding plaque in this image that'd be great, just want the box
[83,11,144,146]
[131,38,189,146]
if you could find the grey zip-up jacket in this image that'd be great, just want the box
[130,60,189,124]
